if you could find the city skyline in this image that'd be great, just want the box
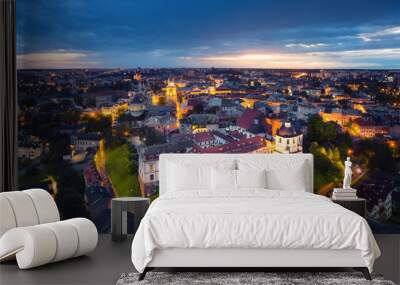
[17,0,400,69]
[16,68,400,233]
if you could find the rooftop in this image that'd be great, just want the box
[77,133,102,141]
[277,122,298,138]
[237,108,263,129]
[140,141,193,160]
[193,136,266,154]
[192,132,215,143]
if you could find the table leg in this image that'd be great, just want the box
[122,209,127,236]
[111,202,125,242]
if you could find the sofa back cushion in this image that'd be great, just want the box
[0,189,60,238]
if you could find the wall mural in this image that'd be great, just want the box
[17,0,400,233]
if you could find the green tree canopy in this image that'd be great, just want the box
[305,115,338,146]
[355,139,397,174]
[85,115,112,141]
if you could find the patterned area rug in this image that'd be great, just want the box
[116,271,396,285]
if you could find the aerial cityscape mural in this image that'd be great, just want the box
[17,0,400,233]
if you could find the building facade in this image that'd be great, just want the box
[274,122,303,154]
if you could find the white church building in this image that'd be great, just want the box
[274,122,303,154]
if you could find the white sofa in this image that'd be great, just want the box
[0,189,98,269]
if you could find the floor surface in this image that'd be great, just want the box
[1,234,398,285]
[0,234,134,285]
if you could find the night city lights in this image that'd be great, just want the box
[17,0,400,234]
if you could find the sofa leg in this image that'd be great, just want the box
[138,268,148,281]
[354,267,371,280]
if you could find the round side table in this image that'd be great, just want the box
[111,197,150,242]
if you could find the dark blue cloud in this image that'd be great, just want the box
[16,0,400,68]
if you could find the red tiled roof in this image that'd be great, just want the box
[192,132,215,143]
[227,130,246,140]
[354,118,389,129]
[212,131,235,143]
[84,164,100,186]
[237,109,263,129]
[193,136,266,154]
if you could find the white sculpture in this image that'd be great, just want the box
[343,157,353,190]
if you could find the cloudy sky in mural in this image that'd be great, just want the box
[17,0,400,69]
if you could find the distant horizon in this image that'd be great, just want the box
[17,67,400,71]
[17,0,400,69]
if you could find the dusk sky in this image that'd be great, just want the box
[17,0,400,69]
